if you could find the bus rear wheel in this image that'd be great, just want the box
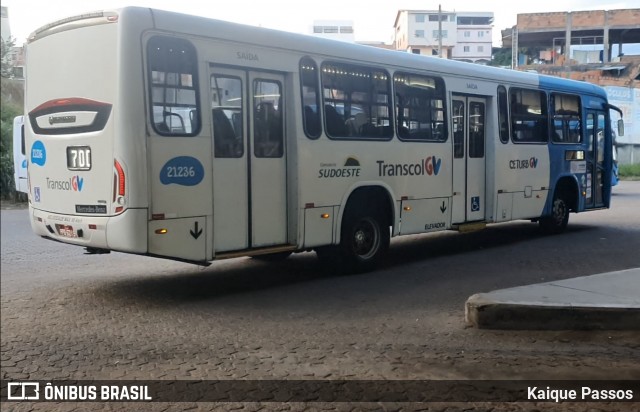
[340,208,389,273]
[540,193,569,234]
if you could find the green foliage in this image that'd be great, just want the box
[1,37,16,78]
[1,36,25,200]
[1,99,21,199]
[489,48,512,67]
[1,77,24,104]
[619,163,640,179]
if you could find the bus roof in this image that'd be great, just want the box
[30,6,607,99]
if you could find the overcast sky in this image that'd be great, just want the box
[2,0,634,46]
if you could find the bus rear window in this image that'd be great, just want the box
[147,36,201,136]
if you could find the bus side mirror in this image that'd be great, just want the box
[617,119,624,137]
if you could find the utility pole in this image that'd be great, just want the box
[511,26,518,69]
[438,4,443,58]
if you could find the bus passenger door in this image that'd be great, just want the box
[210,68,249,251]
[585,110,607,208]
[248,72,287,247]
[210,67,288,253]
[451,95,486,223]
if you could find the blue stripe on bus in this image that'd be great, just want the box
[538,75,607,99]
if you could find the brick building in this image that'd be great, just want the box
[505,9,640,164]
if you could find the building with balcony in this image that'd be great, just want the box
[393,9,493,63]
[452,12,494,64]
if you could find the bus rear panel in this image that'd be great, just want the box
[26,10,149,254]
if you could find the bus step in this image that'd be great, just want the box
[453,222,487,233]
[216,245,297,260]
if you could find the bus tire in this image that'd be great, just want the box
[340,207,389,273]
[539,192,569,234]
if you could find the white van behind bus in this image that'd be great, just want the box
[13,115,28,194]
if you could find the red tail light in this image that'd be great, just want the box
[114,160,125,196]
[113,160,126,214]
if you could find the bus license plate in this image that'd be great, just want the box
[55,224,77,238]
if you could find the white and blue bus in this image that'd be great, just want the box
[24,7,623,272]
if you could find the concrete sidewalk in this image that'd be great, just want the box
[465,268,640,330]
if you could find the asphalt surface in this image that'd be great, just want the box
[2,182,640,411]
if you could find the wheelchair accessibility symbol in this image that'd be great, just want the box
[471,196,481,212]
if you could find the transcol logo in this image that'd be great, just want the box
[377,156,442,177]
[46,176,84,192]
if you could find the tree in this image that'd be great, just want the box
[0,100,20,199]
[490,48,512,67]
[1,36,25,200]
[1,36,16,78]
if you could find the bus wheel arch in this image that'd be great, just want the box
[540,177,577,234]
[338,186,394,272]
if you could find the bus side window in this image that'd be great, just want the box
[510,88,548,143]
[300,57,322,139]
[147,36,201,137]
[321,61,392,140]
[393,72,446,142]
[497,86,509,144]
[254,101,283,157]
[551,93,582,144]
[253,80,283,158]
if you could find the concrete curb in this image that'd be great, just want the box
[466,300,640,330]
[465,268,640,330]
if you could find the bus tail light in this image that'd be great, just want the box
[113,160,126,214]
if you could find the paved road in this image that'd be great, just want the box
[2,182,640,411]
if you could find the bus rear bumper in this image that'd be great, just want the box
[30,207,148,254]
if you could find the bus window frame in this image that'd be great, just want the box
[146,35,202,138]
[550,92,582,145]
[320,60,393,141]
[393,71,448,143]
[299,56,322,140]
[497,85,509,144]
[509,87,549,145]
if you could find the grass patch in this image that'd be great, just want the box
[619,163,640,180]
